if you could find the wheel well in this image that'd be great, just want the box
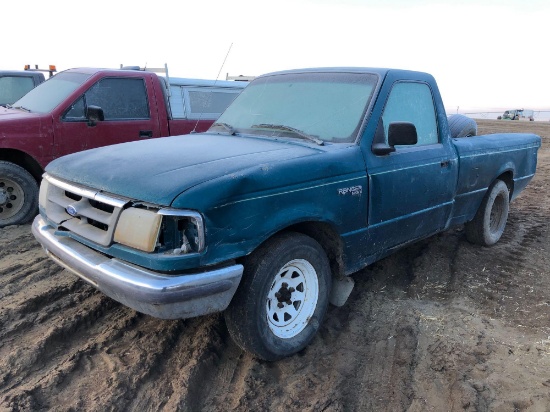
[248,222,345,278]
[496,171,514,198]
[0,150,43,183]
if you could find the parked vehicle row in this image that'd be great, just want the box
[0,66,247,227]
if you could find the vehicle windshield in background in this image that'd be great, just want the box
[0,76,35,106]
[12,72,92,113]
[213,72,378,143]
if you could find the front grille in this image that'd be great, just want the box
[42,175,130,246]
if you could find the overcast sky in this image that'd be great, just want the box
[4,0,549,111]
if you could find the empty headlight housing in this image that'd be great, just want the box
[158,209,205,255]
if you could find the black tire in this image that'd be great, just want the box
[0,161,39,228]
[448,114,477,138]
[225,232,332,361]
[465,180,510,246]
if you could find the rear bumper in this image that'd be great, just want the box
[32,215,243,319]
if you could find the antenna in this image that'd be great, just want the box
[215,43,233,83]
[191,43,234,134]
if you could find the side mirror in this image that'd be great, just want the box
[372,121,418,156]
[388,122,417,146]
[86,105,104,127]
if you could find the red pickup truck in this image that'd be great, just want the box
[0,67,247,227]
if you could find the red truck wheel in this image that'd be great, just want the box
[225,232,332,361]
[0,162,38,227]
[465,180,510,246]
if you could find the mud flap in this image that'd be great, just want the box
[329,276,354,307]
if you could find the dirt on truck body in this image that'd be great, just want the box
[1,119,550,411]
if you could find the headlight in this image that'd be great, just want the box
[114,207,162,252]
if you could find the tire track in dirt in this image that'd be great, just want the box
[182,330,251,411]
[195,286,421,411]
[1,288,118,392]
[0,272,89,356]
[0,226,239,410]
[0,260,74,311]
[454,202,550,331]
[2,296,236,410]
[48,315,187,411]
[3,298,148,409]
[342,300,419,411]
[0,231,432,410]
[122,315,230,411]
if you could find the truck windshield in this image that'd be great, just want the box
[0,76,35,106]
[12,72,92,113]
[213,72,378,143]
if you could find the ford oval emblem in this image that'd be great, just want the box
[66,205,79,217]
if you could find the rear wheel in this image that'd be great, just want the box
[0,161,38,228]
[225,232,332,361]
[465,180,510,246]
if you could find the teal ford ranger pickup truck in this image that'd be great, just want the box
[32,67,541,360]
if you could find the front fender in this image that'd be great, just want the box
[201,173,368,264]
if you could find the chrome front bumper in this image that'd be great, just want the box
[32,215,243,319]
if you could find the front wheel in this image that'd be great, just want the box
[0,161,39,228]
[465,180,510,246]
[225,232,332,361]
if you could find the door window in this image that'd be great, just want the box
[188,90,239,115]
[169,87,243,120]
[381,82,438,146]
[64,78,150,121]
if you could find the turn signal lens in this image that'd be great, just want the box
[38,178,50,210]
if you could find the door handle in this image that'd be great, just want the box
[140,130,153,138]
[440,160,451,168]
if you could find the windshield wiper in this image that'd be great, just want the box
[251,124,324,146]
[13,106,31,112]
[210,122,236,135]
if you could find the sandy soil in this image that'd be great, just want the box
[1,119,550,411]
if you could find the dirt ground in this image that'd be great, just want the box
[1,119,550,411]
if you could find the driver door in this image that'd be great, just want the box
[366,80,458,254]
[53,75,160,158]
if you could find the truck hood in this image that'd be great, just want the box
[0,106,39,121]
[46,133,361,207]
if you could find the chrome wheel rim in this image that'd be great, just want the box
[0,177,24,220]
